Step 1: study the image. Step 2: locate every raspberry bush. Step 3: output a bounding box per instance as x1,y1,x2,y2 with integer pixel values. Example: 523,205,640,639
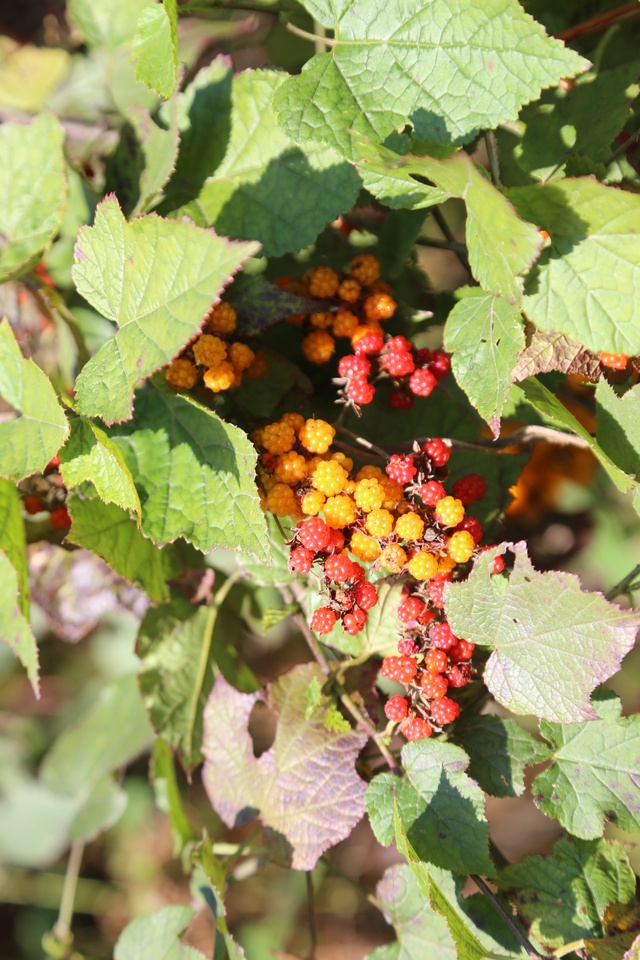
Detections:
1,1,640,957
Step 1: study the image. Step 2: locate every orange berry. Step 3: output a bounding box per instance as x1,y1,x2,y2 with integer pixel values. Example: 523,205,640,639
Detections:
309,311,333,329
338,278,361,303
299,419,335,454
164,358,198,390
203,361,235,392
228,342,255,372
350,254,380,286
350,531,381,562
262,421,297,455
364,292,396,322
206,302,237,334
302,329,335,364
245,351,268,380
193,334,227,368
407,551,438,580
323,494,356,529
308,266,339,299
332,309,360,338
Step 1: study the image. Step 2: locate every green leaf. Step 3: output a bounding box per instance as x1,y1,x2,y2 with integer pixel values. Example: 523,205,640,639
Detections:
68,0,153,49
516,64,640,179
275,0,587,158
114,905,205,960
66,495,182,602
262,603,298,632
453,714,550,799
355,142,541,300
0,551,39,697
509,178,640,354
366,741,493,876
0,776,76,869
533,692,640,839
108,383,270,560
238,514,293,586
60,418,140,515
499,836,635,947
445,541,640,723
202,663,367,870
72,196,259,424
193,838,247,960
0,113,67,281
131,0,178,99
150,739,196,857
0,319,69,482
584,932,639,960
444,293,525,434
0,480,29,618
180,69,360,257
596,381,640,515
137,581,258,772
367,863,456,960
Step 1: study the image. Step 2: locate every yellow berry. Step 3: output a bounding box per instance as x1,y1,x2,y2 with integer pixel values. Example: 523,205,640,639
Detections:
301,490,326,515
206,302,237,334
193,334,227,368
338,278,361,303
245,350,268,380
394,512,425,542
407,551,438,580
302,329,335,365
275,451,308,485
262,421,297,455
164,358,198,390
265,483,298,517
309,311,333,329
343,479,356,495
323,494,356,529
251,427,265,447
435,496,465,527
332,309,360,338
308,266,339,299
311,460,349,496
438,555,457,573
350,254,381,286
299,419,335,454
354,478,385,513
203,361,235,392
448,530,475,564
350,531,381,562
365,508,394,538
380,477,404,510
331,451,354,473
280,412,306,432
228,341,255,372
380,543,407,573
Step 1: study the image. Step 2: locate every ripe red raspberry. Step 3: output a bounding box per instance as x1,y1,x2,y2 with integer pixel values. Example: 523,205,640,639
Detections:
354,331,384,355
381,655,418,683
428,573,451,608
325,552,356,582
449,639,475,663
383,349,415,377
429,350,451,380
492,555,505,574
420,674,448,699
348,377,376,405
456,516,484,544
350,562,366,583
430,697,460,726
23,495,44,515
310,607,338,634
409,367,437,397
46,455,60,471
386,454,417,485
447,664,471,688
289,546,314,573
388,389,414,410
355,581,378,610
298,517,330,552
326,528,345,554
49,506,71,529
397,596,426,623
424,649,448,674
384,695,409,722
402,717,432,741
386,336,412,353
430,622,457,651
600,352,628,370
451,473,488,505
343,607,367,634
338,354,371,378
398,638,419,655
422,438,451,467
419,480,447,507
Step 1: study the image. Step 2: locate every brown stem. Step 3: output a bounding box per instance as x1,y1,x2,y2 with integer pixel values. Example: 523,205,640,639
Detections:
334,425,390,460
306,872,317,960
470,875,546,960
555,3,640,43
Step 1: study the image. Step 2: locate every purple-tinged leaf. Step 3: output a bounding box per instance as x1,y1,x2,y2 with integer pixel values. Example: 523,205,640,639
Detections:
202,664,367,870
445,542,640,723
513,323,601,382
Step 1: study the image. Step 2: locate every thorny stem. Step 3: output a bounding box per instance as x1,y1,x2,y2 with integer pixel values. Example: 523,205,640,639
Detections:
52,840,85,946
470,875,546,960
605,564,640,601
484,130,501,186
306,872,318,960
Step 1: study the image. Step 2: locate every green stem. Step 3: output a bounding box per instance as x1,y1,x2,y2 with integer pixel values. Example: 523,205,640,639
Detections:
415,236,468,254
605,564,640,601
285,20,336,46
428,207,472,273
484,130,501,186
470,875,545,960
306,872,317,960
52,840,85,944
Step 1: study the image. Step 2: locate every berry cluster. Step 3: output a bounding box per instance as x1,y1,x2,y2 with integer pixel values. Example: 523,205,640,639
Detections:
20,456,71,530
599,351,629,371
164,302,267,395
338,336,450,410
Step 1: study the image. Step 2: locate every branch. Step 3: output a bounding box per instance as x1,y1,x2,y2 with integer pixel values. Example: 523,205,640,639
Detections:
484,130,501,186
555,3,640,42
429,207,472,274
334,425,390,460
470,875,547,960
444,425,591,453
285,21,336,46
606,564,640,601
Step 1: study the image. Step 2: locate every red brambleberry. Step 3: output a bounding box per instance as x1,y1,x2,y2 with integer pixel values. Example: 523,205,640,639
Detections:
289,546,314,573
298,517,330,552
383,349,415,377
409,367,437,397
389,389,414,410
354,331,384,355
398,638,419,655
348,377,376,405
402,717,432,741
451,473,488,505
430,622,457,651
456,516,483,544
397,595,426,623
49,506,71,529
381,655,418,683
325,552,356,583
354,581,378,610
23,496,44,515
386,454,417,485
424,649,448,674
430,697,460,726
310,607,338,634
343,607,367,634
384,695,409,722
446,664,471,688
338,355,371,378
429,350,451,380
449,639,475,663
419,480,447,507
422,438,451,467
420,674,448,699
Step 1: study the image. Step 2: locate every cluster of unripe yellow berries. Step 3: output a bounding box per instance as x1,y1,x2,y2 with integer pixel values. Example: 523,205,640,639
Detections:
164,302,267,395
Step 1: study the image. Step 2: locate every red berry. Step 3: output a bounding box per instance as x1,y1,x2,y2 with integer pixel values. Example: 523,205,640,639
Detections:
447,664,471,688
350,562,366,583
415,348,432,365
430,622,457,651
429,351,451,380
397,595,426,623
451,473,488,505
409,367,437,397
430,697,460,726
46,455,60,470
456,515,483,544
420,673,448,699
422,438,451,467
398,638,419,655
343,607,367,634
600,352,628,370
492,555,505,574
424,649,448,674
386,336,412,353
381,655,418,683
327,529,345,554
354,581,378,610
383,349,415,377
348,376,376,405
449,639,475,663
325,552,356,582
338,355,371,378
419,480,447,507
310,606,338,634
388,389,414,410
384,695,409,722
428,573,451,608
49,506,71,529
354,331,384,355
298,517,331,552
289,545,314,573
386,454,417,485
402,717,432,741
23,495,44,515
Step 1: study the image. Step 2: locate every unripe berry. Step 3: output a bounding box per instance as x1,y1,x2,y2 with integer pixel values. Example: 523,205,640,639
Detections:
448,530,475,564
451,473,488,505
401,717,432,741
407,551,438,581
422,438,451,467
354,581,378,610
420,673,448,699
289,546,315,573
310,607,338,634
298,517,331,552
424,649,448,674
384,695,409,722
299,419,335,454
435,496,465,527
409,367,437,397
430,697,460,726
381,655,418,683
430,622,457,651
386,455,417,485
